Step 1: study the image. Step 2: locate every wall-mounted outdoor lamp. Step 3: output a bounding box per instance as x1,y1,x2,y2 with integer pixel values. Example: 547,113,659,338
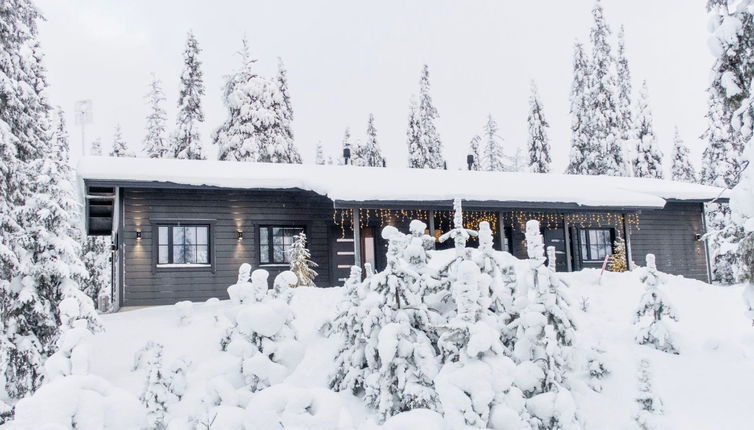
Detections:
136,231,142,240
237,230,244,240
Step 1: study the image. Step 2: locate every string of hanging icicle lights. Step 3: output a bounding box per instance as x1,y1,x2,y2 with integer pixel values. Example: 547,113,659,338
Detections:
331,208,640,239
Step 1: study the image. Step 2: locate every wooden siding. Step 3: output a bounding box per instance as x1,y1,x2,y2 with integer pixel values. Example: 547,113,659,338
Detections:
628,202,709,282
121,188,333,306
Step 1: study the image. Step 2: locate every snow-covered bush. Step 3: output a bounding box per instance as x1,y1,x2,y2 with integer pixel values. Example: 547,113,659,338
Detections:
222,265,303,394
288,233,318,286
133,342,192,429
175,300,193,326
227,263,254,305
633,359,663,430
633,254,679,354
80,235,112,309
272,270,298,303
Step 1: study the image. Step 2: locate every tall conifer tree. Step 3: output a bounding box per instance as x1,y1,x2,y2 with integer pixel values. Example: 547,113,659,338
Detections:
144,75,168,158
355,113,385,167
110,124,132,157
173,30,205,160
481,115,504,172
671,127,697,183
632,81,664,179
615,25,634,175
566,42,597,175
276,58,302,164
408,65,445,169
527,81,551,173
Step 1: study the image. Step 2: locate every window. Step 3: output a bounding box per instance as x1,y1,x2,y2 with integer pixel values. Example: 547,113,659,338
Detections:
259,226,304,264
579,228,612,261
157,225,210,266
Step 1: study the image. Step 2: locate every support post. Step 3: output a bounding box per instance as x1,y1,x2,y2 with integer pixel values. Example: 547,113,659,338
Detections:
700,204,712,283
428,210,436,248
622,212,634,270
353,208,362,268
498,211,506,251
563,215,573,272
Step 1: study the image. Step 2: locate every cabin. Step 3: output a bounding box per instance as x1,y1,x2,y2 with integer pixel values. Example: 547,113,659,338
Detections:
77,156,726,310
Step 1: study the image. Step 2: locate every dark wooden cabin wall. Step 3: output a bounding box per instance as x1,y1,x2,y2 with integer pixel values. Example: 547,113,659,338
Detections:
628,202,709,282
121,188,333,306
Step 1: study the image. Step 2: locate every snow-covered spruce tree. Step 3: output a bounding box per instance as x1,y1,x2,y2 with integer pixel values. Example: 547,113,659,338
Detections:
134,342,176,429
634,254,678,354
80,235,111,308
143,75,169,158
670,127,698,183
467,135,481,170
287,233,318,286
527,81,551,173
0,2,64,408
439,198,478,260
329,266,368,393
587,0,623,176
357,113,385,167
213,39,262,162
173,30,205,160
566,41,598,175
315,142,326,165
276,58,302,164
632,81,664,179
90,138,103,156
110,124,133,157
633,359,663,430
615,25,635,176
406,95,426,168
508,220,580,428
410,65,445,169
361,226,440,422
733,127,754,324
481,114,505,172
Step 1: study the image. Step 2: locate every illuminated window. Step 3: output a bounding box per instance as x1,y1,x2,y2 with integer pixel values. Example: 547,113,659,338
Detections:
579,228,612,261
157,225,210,265
259,226,305,264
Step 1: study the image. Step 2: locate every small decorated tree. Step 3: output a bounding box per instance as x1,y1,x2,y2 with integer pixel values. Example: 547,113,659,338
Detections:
609,237,628,272
634,254,678,354
288,233,318,286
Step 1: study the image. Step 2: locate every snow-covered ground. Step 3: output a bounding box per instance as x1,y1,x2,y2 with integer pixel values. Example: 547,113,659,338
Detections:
4,265,753,429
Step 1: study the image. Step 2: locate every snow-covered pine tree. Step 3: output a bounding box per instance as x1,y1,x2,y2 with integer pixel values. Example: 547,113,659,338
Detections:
634,254,678,354
632,81,664,179
0,1,54,408
703,1,752,285
406,95,426,168
527,81,551,173
361,226,440,421
134,342,172,429
213,39,261,162
670,127,698,183
276,58,302,164
80,235,111,308
287,233,318,286
173,30,205,160
566,41,598,175
90,138,103,156
615,25,634,176
315,142,326,165
110,124,133,157
143,75,169,158
357,113,385,167
508,220,580,428
587,0,623,176
481,114,505,172
467,135,481,171
414,65,445,169
633,359,663,430
329,266,368,393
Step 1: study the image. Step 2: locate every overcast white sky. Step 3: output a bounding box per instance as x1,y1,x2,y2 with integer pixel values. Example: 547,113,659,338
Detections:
36,0,712,172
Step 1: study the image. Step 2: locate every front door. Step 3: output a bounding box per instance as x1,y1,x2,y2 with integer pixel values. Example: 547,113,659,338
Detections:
543,228,568,272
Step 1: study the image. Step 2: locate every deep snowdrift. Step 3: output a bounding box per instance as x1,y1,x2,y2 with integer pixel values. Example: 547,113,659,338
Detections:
4,268,754,429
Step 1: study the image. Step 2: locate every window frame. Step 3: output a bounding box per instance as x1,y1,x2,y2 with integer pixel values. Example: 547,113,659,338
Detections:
578,228,614,262
149,219,216,273
258,224,307,266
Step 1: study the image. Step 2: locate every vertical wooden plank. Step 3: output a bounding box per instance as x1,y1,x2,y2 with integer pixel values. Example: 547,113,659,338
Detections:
428,210,435,248
623,212,634,270
498,211,506,252
700,204,712,283
353,208,362,268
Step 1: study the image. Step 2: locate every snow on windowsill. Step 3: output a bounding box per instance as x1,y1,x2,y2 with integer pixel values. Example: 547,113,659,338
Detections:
156,264,212,269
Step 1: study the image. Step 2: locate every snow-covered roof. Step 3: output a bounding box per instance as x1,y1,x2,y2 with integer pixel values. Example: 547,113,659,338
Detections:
77,156,728,210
